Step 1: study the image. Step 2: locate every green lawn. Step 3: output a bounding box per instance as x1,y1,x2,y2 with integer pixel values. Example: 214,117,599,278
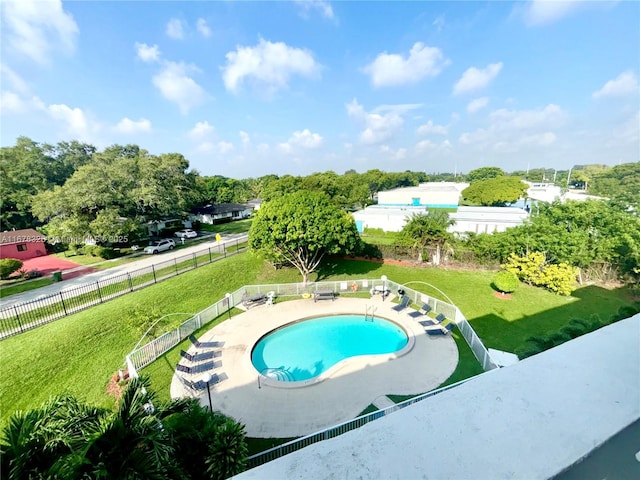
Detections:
0,277,54,298
1,254,636,429
198,218,252,234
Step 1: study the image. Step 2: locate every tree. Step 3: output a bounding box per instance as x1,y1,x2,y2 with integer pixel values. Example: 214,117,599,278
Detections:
462,176,528,206
0,259,23,279
397,210,454,265
466,166,505,183
249,191,362,283
493,270,519,294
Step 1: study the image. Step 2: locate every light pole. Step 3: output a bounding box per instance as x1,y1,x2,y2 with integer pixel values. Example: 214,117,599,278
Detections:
381,275,387,301
202,373,213,411
225,293,232,319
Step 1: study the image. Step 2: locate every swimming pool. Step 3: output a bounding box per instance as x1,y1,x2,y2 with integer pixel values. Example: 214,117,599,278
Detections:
251,315,409,382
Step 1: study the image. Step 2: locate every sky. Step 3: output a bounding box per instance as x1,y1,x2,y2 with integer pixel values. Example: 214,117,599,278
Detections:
1,0,638,179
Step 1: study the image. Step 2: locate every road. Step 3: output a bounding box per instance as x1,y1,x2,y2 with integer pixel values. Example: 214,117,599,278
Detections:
0,233,248,312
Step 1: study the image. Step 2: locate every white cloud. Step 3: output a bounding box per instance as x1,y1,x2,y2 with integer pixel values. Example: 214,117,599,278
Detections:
381,145,407,161
114,117,152,134
47,103,99,141
295,1,334,19
166,18,185,39
288,129,324,149
524,0,588,26
195,141,215,153
416,139,452,153
188,121,215,138
222,38,320,94
257,143,270,154
135,42,161,63
277,142,293,154
239,130,250,146
196,18,211,38
459,104,565,152
417,120,448,136
489,104,565,130
467,97,489,114
453,62,503,95
363,42,449,88
1,0,78,64
592,71,639,99
152,61,207,113
0,91,26,114
346,99,420,144
1,64,29,93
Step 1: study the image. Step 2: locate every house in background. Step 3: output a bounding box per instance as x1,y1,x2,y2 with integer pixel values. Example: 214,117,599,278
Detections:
525,181,605,203
147,219,192,237
0,229,47,261
246,199,262,211
191,203,253,225
450,207,530,235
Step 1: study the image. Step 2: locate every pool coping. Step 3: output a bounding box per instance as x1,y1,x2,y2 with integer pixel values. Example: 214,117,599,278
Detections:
169,295,459,438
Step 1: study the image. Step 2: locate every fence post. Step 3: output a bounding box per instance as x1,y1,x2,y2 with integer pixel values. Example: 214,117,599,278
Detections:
193,253,197,268
174,258,178,275
208,247,212,263
96,282,103,303
127,273,134,292
152,265,157,283
59,292,68,315
13,306,23,333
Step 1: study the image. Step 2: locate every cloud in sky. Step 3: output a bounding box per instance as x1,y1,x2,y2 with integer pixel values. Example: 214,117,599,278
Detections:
453,63,503,95
188,121,215,138
467,97,489,114
417,120,448,136
47,103,99,142
363,42,449,88
347,99,420,144
222,38,320,93
135,42,161,63
524,0,588,26
196,18,211,38
289,129,324,149
152,61,207,113
295,0,335,19
592,71,639,99
114,117,152,134
1,0,78,65
166,18,185,39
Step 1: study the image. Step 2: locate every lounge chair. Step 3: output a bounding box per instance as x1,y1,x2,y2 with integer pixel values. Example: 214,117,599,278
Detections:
391,295,410,312
188,334,202,348
184,373,221,392
426,320,456,336
177,363,193,374
181,349,217,362
407,303,432,318
435,313,446,323
188,334,219,349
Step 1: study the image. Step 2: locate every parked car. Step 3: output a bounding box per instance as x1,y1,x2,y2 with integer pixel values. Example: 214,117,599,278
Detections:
144,239,176,254
175,229,197,239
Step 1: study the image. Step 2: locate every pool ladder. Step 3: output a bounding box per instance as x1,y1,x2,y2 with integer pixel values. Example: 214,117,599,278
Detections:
365,305,376,321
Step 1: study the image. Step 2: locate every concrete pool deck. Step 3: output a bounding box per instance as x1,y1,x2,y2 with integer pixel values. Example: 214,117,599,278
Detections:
169,295,459,437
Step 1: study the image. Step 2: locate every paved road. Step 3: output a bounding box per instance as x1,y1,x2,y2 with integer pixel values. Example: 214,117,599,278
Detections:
0,233,248,312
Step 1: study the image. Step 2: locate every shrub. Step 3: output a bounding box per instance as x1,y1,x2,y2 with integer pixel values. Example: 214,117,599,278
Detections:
503,251,546,285
503,252,577,296
0,258,23,279
92,246,120,259
493,270,519,293
22,269,43,279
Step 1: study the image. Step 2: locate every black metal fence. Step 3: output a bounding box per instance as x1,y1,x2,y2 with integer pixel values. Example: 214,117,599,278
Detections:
0,238,247,339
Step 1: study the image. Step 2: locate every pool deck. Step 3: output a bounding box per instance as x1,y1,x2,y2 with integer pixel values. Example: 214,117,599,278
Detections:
170,294,459,438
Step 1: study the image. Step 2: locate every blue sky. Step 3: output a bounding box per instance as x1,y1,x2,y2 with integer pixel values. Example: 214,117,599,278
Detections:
1,0,638,178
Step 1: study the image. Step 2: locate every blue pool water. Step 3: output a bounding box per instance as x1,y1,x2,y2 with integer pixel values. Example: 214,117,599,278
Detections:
251,315,408,382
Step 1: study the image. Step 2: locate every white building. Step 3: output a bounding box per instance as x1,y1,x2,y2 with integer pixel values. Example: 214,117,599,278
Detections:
525,181,605,203
352,205,529,234
450,206,529,235
377,182,469,208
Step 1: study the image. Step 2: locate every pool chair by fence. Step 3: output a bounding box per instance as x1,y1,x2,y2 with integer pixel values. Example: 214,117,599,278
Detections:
407,303,432,318
426,320,456,336
177,364,193,374
435,313,446,323
188,334,202,348
391,295,410,312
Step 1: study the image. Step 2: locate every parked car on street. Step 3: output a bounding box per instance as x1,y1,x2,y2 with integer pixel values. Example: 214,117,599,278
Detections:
175,229,198,239
144,239,176,254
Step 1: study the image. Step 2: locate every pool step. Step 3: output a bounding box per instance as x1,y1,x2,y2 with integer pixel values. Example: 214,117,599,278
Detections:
372,395,396,410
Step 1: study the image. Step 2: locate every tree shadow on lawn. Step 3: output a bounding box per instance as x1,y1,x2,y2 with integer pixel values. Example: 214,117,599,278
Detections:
470,284,639,356
315,258,382,281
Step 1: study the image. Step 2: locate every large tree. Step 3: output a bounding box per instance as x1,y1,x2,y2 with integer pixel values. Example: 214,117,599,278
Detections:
466,166,505,183
462,176,528,206
398,210,455,265
249,191,363,283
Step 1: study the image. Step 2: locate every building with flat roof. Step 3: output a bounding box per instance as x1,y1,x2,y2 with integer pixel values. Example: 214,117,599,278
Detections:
377,182,469,209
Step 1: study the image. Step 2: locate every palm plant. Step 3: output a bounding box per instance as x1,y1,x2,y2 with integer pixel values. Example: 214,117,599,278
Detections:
399,210,455,264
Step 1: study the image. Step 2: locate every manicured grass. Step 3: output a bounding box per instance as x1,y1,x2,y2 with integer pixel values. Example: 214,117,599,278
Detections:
245,437,297,457
198,219,252,234
53,252,107,265
0,277,54,298
1,254,636,430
